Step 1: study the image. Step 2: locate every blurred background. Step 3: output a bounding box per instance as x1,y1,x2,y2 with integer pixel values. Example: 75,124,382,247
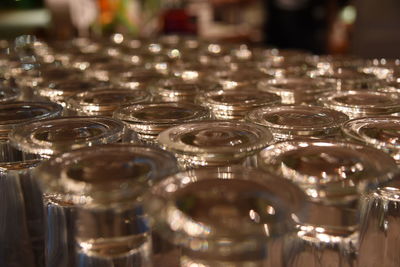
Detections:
0,0,398,57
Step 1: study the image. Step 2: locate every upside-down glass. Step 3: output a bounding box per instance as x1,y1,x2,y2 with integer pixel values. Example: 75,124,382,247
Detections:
114,102,210,145
110,68,165,90
246,105,348,141
318,90,400,119
9,116,127,158
342,116,400,164
17,64,84,101
308,67,381,90
150,78,218,103
0,101,62,267
85,61,140,82
258,140,397,204
306,55,365,70
157,120,273,169
34,144,178,267
213,68,273,90
8,116,127,266
145,166,307,267
170,62,228,84
71,53,118,71
36,79,105,107
256,59,313,78
255,48,311,64
66,87,151,116
18,65,84,89
257,140,398,267
358,172,400,267
197,89,281,120
257,77,335,105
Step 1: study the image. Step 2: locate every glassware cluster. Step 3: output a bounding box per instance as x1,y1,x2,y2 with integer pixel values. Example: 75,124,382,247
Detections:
0,34,400,267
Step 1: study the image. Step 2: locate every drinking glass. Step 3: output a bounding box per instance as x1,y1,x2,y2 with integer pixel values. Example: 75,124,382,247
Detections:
157,120,273,169
358,173,400,267
319,91,400,118
114,102,210,145
342,116,400,164
257,77,335,105
66,87,151,117
258,140,398,266
145,166,307,267
0,101,62,267
34,144,178,267
196,89,281,120
246,105,348,141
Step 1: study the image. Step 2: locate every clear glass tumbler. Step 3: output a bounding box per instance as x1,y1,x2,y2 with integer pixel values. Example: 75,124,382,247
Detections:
358,173,400,267
318,90,400,119
246,105,348,141
0,101,62,267
145,166,307,267
8,116,127,266
258,140,398,266
17,64,84,101
36,79,104,107
196,89,281,120
308,67,380,90
114,102,210,145
150,78,219,103
9,116,127,158
342,116,400,163
257,77,335,105
66,87,151,117
34,144,178,267
157,120,273,169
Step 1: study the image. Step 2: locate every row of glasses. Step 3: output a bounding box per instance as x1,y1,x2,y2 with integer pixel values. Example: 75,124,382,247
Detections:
257,139,398,266
11,116,128,266
0,35,147,266
1,34,400,267
0,101,62,267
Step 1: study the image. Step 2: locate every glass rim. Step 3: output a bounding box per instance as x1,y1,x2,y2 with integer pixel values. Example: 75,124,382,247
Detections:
342,116,400,160
308,67,379,82
9,116,125,157
66,88,151,115
258,77,336,95
35,144,178,207
113,102,210,134
305,54,365,68
144,166,307,247
246,105,349,134
197,89,281,109
152,78,219,97
258,139,398,204
157,120,273,157
0,101,62,139
36,79,103,101
319,90,400,114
